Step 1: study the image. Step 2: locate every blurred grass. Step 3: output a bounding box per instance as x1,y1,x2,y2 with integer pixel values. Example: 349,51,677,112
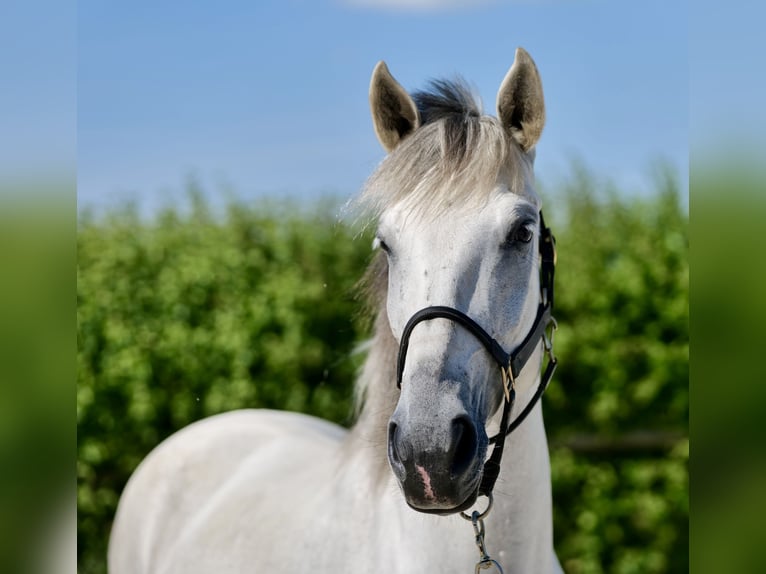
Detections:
0,183,75,574
691,159,766,574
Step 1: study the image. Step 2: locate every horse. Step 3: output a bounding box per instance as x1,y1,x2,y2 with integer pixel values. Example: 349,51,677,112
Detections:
108,47,563,574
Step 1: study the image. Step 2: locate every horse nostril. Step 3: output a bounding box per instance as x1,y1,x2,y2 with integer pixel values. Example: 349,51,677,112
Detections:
387,421,407,480
450,416,477,478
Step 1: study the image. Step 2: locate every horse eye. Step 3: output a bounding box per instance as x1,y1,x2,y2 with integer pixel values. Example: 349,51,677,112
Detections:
515,227,534,243
374,236,391,254
506,225,534,246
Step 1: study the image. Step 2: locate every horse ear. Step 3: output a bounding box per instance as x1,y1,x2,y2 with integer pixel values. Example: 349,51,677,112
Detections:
496,47,545,152
369,61,420,153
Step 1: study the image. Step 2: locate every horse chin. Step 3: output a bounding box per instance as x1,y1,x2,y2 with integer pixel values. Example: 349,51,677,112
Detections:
404,489,479,516
401,481,480,516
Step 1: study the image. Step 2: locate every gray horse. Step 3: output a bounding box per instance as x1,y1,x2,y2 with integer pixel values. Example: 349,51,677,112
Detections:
109,47,563,574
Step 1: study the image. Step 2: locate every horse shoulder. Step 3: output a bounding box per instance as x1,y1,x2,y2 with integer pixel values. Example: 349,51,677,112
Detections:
108,409,347,574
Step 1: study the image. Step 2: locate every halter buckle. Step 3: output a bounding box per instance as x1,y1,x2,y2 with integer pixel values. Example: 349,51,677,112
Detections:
500,366,515,404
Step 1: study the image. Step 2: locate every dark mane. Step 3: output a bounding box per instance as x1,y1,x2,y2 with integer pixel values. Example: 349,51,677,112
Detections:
412,78,482,125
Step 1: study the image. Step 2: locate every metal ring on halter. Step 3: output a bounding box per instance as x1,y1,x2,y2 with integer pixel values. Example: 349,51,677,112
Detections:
543,317,558,360
460,493,494,522
546,317,558,344
475,558,504,573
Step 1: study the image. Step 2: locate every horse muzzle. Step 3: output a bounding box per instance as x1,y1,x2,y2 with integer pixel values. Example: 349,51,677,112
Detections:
387,411,487,514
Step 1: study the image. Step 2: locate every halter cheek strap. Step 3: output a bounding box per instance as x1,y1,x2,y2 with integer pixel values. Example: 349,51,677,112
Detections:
394,211,558,498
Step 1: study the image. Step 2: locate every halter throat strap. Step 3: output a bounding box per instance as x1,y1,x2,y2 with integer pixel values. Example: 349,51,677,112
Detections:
394,211,557,498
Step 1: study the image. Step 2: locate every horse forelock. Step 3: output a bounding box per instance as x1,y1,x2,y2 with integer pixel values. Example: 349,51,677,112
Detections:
354,77,527,223
412,77,482,125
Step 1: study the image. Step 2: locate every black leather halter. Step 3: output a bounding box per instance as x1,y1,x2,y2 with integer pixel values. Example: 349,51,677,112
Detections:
395,211,558,498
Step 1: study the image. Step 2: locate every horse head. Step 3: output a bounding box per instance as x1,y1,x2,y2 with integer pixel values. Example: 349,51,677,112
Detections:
365,48,547,514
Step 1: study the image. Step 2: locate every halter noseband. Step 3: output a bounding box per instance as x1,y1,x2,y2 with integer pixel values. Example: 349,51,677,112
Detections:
394,211,558,498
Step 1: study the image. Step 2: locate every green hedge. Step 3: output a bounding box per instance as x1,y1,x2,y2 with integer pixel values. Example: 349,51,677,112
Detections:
77,174,687,573
545,169,688,573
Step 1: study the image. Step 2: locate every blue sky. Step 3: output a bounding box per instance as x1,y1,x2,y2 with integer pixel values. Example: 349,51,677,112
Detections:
0,1,75,184
77,0,689,213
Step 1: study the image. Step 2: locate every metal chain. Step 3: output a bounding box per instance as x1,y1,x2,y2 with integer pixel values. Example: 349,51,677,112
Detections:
460,495,504,574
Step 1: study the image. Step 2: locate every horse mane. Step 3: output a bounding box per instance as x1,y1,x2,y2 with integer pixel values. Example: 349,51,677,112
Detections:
354,77,526,222
346,78,527,466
